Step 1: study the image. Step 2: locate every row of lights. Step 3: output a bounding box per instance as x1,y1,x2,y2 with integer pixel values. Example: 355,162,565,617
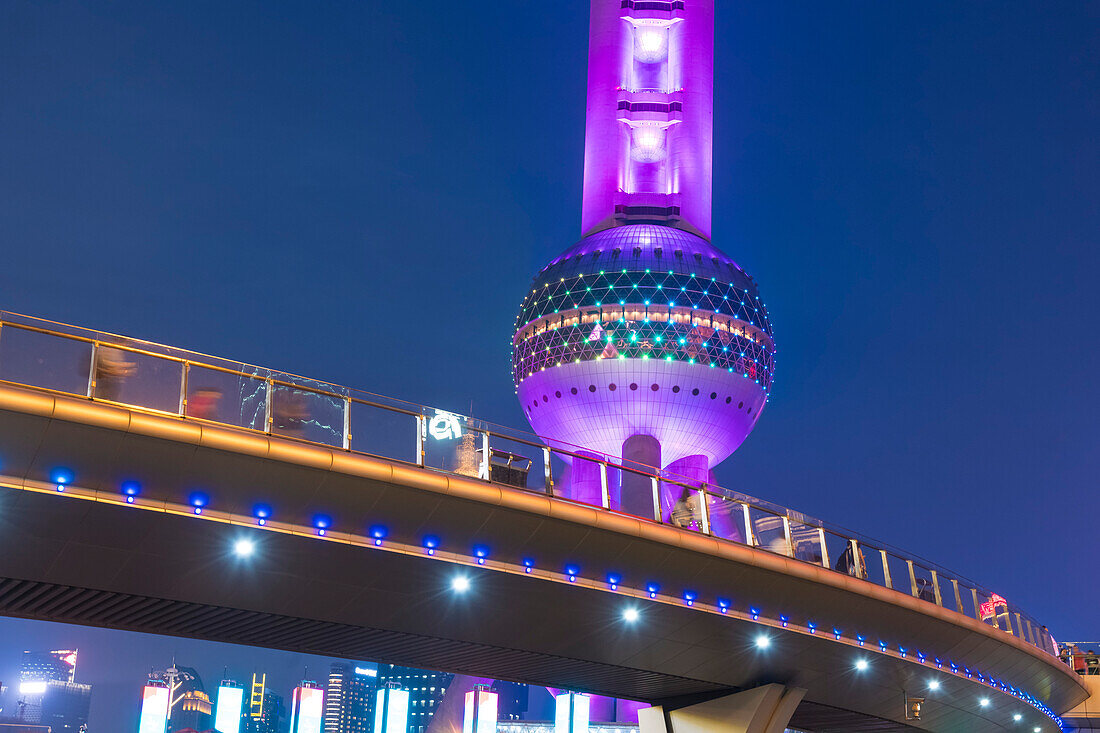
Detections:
44,466,1063,729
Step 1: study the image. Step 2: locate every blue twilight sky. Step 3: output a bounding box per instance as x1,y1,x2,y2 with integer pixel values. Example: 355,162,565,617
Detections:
0,0,1098,727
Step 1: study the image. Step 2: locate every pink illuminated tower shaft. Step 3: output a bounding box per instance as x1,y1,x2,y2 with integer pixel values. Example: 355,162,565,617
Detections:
581,0,714,240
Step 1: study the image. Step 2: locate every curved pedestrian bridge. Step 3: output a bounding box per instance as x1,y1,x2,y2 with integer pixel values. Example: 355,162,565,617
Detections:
0,312,1083,731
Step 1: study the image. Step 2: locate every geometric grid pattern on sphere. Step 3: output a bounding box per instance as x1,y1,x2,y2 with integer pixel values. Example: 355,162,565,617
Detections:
513,224,775,394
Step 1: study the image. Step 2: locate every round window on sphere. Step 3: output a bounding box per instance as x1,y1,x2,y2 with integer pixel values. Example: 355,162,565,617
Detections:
692,388,700,396
710,392,717,399
738,401,744,409
630,383,638,391
651,384,659,391
571,387,578,395
589,385,596,392
555,390,561,398
672,386,681,393
725,397,732,404
609,383,617,391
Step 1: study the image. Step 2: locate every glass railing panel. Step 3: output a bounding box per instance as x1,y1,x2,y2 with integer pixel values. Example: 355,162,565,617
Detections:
270,383,344,447
859,546,888,588
421,410,484,476
348,400,418,464
885,552,912,594
484,433,548,493
789,521,824,566
0,326,92,396
936,573,962,613
748,506,789,555
185,365,267,430
911,563,937,604
957,582,978,620
93,347,183,414
705,493,747,543
823,531,858,576
659,477,706,531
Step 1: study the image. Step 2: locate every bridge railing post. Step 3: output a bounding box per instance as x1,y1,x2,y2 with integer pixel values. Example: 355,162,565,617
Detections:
697,487,711,535
599,461,610,510
850,539,866,579
817,527,830,568
650,476,661,522
415,415,426,467
780,516,794,558
741,503,754,546
178,362,189,416
480,430,491,481
86,341,99,399
263,378,273,433
342,396,351,450
543,447,553,495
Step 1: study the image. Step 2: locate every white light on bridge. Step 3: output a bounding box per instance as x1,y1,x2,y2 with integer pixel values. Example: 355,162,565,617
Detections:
1013,713,1022,721
755,635,770,649
234,539,255,557
979,698,990,708
854,659,868,671
622,607,640,623
928,680,940,691
452,575,471,593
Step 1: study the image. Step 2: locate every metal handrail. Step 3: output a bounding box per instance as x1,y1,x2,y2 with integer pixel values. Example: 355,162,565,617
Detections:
0,310,1058,655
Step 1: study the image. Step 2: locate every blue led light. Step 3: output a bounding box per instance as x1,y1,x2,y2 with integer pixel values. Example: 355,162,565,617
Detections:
606,572,621,590
522,557,534,573
121,480,140,503
646,583,659,598
750,607,760,620
473,545,489,565
423,535,440,555
779,615,789,627
807,621,817,633
717,598,730,614
856,635,866,646
189,491,209,514
833,628,842,640
51,467,73,490
565,564,579,582
369,525,388,546
253,503,271,526
683,591,696,607
313,514,331,536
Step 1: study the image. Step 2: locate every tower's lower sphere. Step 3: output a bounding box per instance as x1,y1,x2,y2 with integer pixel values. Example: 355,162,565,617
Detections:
512,224,775,474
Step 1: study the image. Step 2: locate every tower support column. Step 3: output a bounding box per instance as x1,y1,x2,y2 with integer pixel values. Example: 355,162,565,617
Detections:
637,685,806,733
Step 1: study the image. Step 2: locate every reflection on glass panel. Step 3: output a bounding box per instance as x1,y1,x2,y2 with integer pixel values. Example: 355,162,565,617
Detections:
705,494,745,544
348,401,418,464
548,449,606,509
748,507,788,555
270,384,343,447
186,366,266,430
95,349,182,414
911,564,937,604
885,553,912,594
789,522,823,566
860,546,888,588
659,480,705,531
548,450,571,500
0,327,92,396
422,410,483,476
936,574,961,612
485,435,547,493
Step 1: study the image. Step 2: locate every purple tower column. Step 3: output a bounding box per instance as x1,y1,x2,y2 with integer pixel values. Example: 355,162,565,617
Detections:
581,0,714,240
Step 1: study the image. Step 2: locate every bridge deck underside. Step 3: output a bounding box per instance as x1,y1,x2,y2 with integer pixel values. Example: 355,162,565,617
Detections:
0,392,1084,732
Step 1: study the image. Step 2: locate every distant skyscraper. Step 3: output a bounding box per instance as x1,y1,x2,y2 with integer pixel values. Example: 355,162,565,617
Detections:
150,664,209,733
214,681,245,733
246,675,284,733
290,682,324,733
377,666,452,733
16,650,90,733
324,663,378,733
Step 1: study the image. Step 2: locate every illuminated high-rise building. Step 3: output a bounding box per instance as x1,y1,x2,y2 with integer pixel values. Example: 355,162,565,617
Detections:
376,666,451,733
214,681,245,733
245,675,284,733
513,0,773,510
16,650,90,733
291,682,325,733
324,663,378,733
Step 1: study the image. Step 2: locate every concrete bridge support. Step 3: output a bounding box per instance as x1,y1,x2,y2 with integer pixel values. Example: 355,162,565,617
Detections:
638,685,806,733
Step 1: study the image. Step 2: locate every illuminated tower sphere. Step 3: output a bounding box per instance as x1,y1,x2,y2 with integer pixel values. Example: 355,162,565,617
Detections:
511,0,775,489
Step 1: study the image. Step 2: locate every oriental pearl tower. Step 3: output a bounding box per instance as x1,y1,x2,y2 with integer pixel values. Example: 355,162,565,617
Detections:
512,0,774,513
